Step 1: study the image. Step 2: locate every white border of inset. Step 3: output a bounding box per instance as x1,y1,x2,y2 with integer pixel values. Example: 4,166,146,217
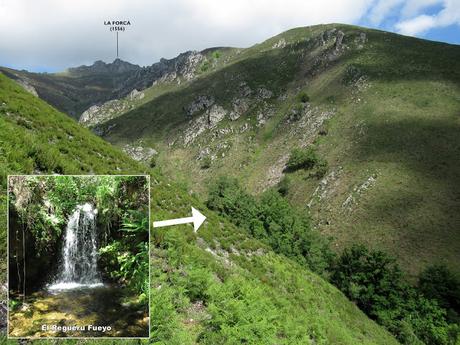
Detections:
6,174,151,340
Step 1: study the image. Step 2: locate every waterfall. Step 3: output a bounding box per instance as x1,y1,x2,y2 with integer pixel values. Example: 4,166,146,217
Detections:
48,203,103,290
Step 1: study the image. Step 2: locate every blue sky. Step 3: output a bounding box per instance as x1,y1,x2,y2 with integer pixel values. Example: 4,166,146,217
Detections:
0,0,459,72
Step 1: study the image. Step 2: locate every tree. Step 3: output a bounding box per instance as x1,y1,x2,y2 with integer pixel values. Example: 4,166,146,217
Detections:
418,264,460,323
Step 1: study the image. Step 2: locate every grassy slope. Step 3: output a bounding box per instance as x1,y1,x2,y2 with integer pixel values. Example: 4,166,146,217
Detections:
0,66,134,119
99,24,460,278
0,73,398,344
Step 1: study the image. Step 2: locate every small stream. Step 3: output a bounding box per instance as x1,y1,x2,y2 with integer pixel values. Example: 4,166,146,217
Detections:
9,285,149,337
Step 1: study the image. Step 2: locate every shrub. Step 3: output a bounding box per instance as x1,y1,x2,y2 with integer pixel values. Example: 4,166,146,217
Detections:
298,92,310,103
207,177,333,274
286,147,319,171
331,244,455,345
418,264,460,323
200,156,212,169
149,156,157,168
277,176,290,196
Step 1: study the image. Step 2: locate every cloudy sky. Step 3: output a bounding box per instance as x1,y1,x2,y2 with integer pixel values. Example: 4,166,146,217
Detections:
0,0,459,72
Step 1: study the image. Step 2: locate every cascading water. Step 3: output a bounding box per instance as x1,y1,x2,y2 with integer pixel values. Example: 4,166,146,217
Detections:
48,203,103,290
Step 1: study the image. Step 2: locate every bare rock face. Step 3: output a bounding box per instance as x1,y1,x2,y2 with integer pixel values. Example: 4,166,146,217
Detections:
79,89,145,127
79,104,102,125
272,38,287,49
180,51,206,80
257,88,273,99
122,144,157,162
229,98,249,121
184,115,209,146
16,79,38,96
183,104,228,145
128,89,145,101
80,99,136,127
335,30,345,51
207,105,227,127
185,95,215,117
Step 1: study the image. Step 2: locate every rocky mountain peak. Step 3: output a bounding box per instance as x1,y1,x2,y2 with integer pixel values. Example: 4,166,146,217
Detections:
66,58,141,76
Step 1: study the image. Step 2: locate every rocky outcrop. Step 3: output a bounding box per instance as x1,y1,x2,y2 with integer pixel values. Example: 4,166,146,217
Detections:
229,98,249,120
183,104,228,145
16,79,38,96
272,38,286,49
207,105,226,127
122,144,157,162
79,88,145,127
128,89,145,101
185,96,215,117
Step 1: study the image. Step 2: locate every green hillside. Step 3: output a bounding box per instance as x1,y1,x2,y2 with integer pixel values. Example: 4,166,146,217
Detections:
0,71,400,343
89,24,460,278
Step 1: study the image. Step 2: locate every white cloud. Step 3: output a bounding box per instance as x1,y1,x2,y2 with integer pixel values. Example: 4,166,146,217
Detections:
0,0,458,71
368,0,404,25
0,0,374,71
400,0,442,17
395,14,436,35
395,0,460,36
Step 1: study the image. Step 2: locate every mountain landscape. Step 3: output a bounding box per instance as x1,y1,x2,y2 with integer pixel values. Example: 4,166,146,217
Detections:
1,23,459,344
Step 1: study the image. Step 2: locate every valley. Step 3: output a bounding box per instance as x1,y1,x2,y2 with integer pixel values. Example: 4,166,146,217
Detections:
11,24,457,277
1,23,459,344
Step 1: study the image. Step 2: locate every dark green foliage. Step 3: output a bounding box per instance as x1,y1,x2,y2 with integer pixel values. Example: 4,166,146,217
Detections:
298,91,310,103
286,147,320,171
207,176,333,274
277,175,290,196
331,245,457,345
149,155,157,168
200,156,212,169
419,264,460,323
97,177,150,299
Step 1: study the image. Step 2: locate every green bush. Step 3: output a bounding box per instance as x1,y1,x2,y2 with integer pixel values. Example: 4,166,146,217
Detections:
277,176,290,196
207,176,333,274
418,264,460,323
200,156,212,169
331,244,456,345
298,91,310,103
286,147,319,171
149,155,157,168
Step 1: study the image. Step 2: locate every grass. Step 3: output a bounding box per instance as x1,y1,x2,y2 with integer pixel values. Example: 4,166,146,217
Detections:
0,72,398,343
91,24,460,278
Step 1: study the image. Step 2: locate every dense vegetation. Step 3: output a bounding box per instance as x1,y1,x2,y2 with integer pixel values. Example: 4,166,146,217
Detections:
207,177,460,344
331,245,459,345
207,176,334,274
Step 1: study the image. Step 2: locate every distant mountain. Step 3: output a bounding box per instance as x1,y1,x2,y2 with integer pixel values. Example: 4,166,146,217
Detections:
65,58,141,76
0,49,214,119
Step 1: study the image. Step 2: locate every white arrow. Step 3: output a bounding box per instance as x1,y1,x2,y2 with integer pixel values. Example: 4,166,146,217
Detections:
153,207,206,232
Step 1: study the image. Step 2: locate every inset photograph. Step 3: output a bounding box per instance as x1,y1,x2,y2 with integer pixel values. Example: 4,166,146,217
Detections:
7,175,150,338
